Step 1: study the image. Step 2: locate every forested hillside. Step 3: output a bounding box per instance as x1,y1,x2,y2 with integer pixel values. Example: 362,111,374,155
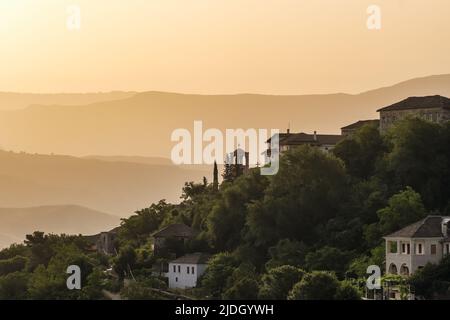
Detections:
1,118,449,300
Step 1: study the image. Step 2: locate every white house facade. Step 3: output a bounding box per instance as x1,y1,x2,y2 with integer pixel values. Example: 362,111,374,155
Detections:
384,216,450,276
166,253,210,289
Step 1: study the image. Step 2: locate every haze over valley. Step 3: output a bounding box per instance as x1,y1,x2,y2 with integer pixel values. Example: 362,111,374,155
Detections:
0,74,449,248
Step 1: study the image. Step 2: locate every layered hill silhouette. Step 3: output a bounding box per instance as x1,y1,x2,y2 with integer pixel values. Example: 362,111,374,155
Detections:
0,151,210,217
0,75,449,157
0,74,449,249
0,205,120,249
0,91,136,110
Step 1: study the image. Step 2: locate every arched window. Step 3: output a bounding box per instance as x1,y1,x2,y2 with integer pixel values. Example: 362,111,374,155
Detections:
400,264,409,276
388,263,398,275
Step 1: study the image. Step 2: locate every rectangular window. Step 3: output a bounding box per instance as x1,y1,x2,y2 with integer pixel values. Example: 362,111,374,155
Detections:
431,244,437,255
178,265,181,273
417,243,423,254
175,277,178,282
402,243,410,254
173,265,176,273
446,244,450,255
187,266,190,274
389,241,397,253
191,266,195,274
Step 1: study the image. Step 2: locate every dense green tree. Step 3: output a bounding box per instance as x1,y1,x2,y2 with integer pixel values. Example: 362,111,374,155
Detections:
305,247,353,278
0,272,29,300
288,271,339,300
247,146,348,247
221,263,259,299
201,253,238,298
410,255,450,299
333,122,386,179
334,281,361,300
27,243,96,300
80,268,107,300
265,239,308,270
382,119,450,211
207,169,268,251
0,256,28,276
113,245,137,279
223,278,259,300
213,161,219,192
377,186,427,236
258,265,305,300
118,200,169,245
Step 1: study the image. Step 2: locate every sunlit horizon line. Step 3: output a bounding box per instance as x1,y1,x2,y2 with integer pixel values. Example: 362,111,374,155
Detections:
1,73,449,97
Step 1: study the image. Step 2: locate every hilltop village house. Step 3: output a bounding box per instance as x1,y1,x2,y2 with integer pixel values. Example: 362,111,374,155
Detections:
384,216,450,276
264,95,450,162
340,120,380,136
166,253,211,289
264,130,344,160
377,95,450,133
152,223,197,256
84,228,118,255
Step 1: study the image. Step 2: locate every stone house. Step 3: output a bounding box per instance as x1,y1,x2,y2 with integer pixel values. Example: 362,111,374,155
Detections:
152,223,197,256
384,216,450,276
340,120,379,136
265,130,343,160
96,229,118,255
377,95,450,133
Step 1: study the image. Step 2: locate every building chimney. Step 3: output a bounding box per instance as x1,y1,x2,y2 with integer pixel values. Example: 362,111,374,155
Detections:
313,131,317,141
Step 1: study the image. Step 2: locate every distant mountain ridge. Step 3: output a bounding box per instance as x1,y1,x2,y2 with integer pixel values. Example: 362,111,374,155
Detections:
0,74,449,158
0,150,210,217
0,91,136,110
0,205,120,249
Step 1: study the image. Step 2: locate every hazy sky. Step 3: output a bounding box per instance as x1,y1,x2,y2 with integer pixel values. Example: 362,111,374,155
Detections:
0,0,449,94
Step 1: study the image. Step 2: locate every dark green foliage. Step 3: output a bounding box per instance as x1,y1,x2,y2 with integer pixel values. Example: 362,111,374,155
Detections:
0,256,28,276
410,255,450,299
1,118,449,300
113,245,137,279
265,239,308,270
213,161,219,191
0,272,29,300
118,200,169,245
333,122,386,179
305,247,353,279
382,119,450,211
258,265,305,300
334,281,361,300
207,169,268,251
288,271,340,300
201,252,238,298
377,186,427,236
223,278,259,300
222,263,260,299
247,146,348,247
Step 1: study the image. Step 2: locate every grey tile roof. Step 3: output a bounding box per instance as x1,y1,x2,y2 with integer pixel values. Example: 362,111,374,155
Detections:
377,95,450,112
385,216,447,238
282,133,343,145
341,119,380,130
170,253,211,265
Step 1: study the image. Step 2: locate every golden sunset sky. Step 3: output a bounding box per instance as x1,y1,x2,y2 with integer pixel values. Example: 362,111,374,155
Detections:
0,0,449,94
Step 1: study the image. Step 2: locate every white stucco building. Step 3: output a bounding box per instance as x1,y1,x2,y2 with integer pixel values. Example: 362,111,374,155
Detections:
166,253,211,289
384,216,450,276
